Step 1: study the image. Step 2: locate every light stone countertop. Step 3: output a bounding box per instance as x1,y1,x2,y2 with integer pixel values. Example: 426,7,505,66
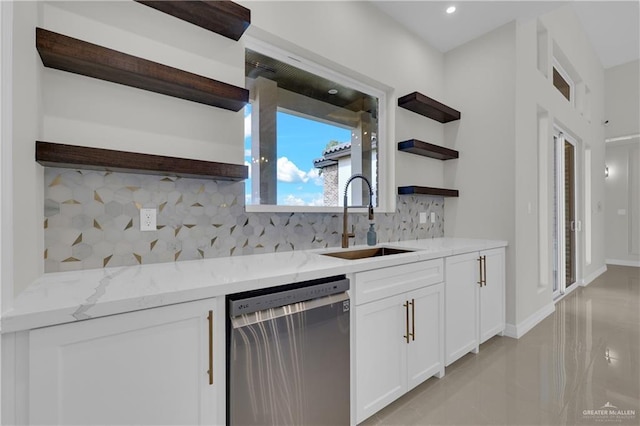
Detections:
1,237,507,333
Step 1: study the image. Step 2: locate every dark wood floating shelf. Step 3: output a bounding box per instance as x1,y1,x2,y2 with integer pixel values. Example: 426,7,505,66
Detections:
35,27,249,112
135,1,251,41
36,141,248,181
398,92,461,123
398,186,459,197
398,139,459,160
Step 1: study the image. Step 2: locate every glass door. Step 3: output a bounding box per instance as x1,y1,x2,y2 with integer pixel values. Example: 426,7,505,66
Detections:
564,141,577,289
553,131,577,299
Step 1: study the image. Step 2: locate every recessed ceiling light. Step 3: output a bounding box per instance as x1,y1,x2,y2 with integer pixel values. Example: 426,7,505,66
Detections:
446,6,456,14
328,89,338,95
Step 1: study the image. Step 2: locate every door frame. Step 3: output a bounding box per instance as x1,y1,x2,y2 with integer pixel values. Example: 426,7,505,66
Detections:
553,127,580,299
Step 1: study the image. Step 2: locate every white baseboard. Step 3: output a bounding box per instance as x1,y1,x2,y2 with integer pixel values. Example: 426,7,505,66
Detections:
581,265,608,287
504,302,555,339
503,323,518,338
606,258,640,267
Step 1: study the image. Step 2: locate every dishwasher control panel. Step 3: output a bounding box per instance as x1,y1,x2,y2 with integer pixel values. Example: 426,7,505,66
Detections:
228,276,349,316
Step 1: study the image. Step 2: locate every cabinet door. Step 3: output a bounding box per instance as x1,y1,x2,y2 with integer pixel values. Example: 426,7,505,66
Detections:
355,294,407,424
480,248,506,343
407,283,444,391
445,252,479,366
29,299,217,426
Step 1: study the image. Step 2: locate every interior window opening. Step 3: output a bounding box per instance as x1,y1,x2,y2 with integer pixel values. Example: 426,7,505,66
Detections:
553,59,573,103
244,47,380,209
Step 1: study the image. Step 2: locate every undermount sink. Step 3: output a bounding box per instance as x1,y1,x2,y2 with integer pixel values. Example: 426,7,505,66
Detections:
321,247,414,260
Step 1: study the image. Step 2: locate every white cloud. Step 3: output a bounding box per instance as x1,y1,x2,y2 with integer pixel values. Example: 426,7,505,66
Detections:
277,157,308,183
283,194,306,206
276,157,325,185
282,194,325,207
244,149,251,158
307,195,325,206
306,168,323,186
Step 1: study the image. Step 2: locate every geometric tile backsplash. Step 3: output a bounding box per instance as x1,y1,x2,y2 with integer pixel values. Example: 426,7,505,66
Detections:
44,167,445,272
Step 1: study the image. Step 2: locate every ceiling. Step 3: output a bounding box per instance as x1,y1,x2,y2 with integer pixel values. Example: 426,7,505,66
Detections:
372,1,640,69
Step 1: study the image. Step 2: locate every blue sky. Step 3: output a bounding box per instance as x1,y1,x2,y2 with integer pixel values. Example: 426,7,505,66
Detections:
244,106,351,206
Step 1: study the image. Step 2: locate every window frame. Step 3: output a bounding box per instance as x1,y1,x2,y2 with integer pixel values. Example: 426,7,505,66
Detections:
552,58,574,105
243,35,392,214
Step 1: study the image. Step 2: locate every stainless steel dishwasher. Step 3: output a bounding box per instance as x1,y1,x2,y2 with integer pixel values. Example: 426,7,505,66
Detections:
226,275,350,426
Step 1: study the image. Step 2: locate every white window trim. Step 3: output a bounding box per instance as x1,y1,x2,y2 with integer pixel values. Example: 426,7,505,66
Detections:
243,35,393,213
553,131,566,299
552,58,574,106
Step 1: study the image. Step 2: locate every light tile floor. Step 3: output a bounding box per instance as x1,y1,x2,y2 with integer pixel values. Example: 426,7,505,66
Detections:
361,265,639,425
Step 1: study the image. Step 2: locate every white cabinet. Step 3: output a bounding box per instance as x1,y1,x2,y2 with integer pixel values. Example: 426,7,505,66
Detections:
354,260,444,424
444,252,479,366
355,293,407,420
406,285,445,390
28,298,220,426
445,248,505,366
479,248,505,344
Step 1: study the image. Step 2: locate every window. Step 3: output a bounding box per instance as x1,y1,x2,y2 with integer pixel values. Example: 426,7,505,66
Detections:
243,45,383,210
553,59,573,102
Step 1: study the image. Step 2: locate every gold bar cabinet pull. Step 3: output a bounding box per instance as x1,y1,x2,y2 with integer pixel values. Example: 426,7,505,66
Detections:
477,256,483,287
207,310,214,385
403,301,410,343
482,255,487,287
410,298,415,341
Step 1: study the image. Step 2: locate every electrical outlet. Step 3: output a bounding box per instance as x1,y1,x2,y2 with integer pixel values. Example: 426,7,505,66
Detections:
419,212,427,224
140,208,156,231
430,212,436,223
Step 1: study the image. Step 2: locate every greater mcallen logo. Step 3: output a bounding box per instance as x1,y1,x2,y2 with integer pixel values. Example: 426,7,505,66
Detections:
583,402,636,423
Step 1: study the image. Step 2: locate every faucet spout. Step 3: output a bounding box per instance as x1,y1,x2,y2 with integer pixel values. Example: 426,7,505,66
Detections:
342,174,374,248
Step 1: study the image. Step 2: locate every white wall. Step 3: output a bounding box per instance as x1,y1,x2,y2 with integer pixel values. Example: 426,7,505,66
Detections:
605,60,640,139
605,142,640,265
604,60,640,265
40,1,245,164
0,1,10,418
1,0,13,316
443,22,517,322
444,4,606,334
514,5,605,326
543,5,605,276
10,1,44,300
7,1,447,298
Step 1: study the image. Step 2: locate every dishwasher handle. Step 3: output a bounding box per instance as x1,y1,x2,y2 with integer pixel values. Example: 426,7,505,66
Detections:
228,277,349,316
231,291,349,328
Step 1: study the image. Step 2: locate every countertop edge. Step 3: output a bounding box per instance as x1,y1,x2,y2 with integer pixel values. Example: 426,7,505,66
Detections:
1,238,508,333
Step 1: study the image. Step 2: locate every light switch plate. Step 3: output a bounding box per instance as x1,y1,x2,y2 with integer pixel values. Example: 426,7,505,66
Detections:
419,212,427,223
430,212,436,223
